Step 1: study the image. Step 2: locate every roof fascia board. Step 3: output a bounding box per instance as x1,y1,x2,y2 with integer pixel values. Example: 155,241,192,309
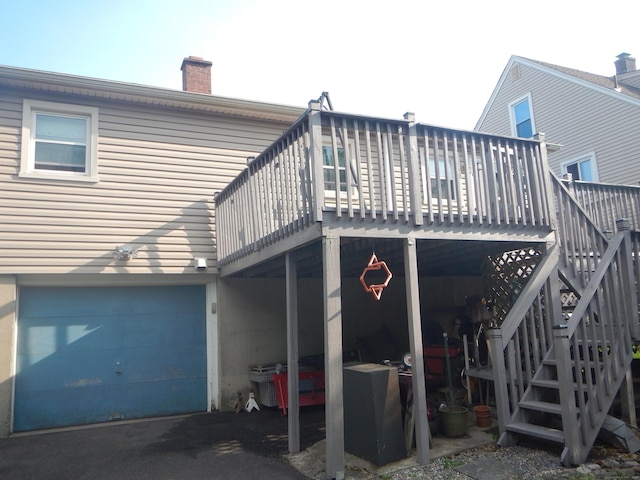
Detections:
514,57,640,107
0,65,304,122
475,55,517,131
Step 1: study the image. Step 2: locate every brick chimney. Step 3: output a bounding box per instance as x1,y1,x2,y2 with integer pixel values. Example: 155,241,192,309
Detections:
615,52,636,75
181,56,212,94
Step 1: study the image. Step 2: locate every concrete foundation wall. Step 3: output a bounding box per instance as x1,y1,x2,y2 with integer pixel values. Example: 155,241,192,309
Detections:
0,276,16,437
217,278,288,410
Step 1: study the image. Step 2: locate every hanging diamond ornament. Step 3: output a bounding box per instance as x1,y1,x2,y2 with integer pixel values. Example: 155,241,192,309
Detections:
359,254,392,301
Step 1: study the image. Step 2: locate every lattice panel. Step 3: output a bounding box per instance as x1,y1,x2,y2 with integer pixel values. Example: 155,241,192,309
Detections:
483,247,543,325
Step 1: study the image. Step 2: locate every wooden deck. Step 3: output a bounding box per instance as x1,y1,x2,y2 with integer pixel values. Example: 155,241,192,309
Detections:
214,103,640,477
215,104,554,274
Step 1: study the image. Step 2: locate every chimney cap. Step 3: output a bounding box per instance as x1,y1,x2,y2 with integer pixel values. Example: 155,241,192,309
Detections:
181,56,213,70
615,52,636,75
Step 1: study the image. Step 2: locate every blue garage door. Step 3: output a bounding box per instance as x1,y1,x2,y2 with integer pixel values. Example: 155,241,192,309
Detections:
15,285,207,431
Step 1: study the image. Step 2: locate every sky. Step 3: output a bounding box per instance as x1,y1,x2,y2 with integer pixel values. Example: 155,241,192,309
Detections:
1,0,639,130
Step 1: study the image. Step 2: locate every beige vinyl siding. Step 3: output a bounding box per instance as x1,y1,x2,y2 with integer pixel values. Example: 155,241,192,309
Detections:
478,61,640,185
0,87,294,274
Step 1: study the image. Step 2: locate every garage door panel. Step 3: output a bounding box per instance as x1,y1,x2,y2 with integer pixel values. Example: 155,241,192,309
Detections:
121,314,205,348
18,317,122,354
16,350,117,391
113,378,207,417
15,285,207,432
116,346,206,382
14,384,122,430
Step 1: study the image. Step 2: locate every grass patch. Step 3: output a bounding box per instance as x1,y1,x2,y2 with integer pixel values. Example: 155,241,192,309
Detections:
443,457,465,469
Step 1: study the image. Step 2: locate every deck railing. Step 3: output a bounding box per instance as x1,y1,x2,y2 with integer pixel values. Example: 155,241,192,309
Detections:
215,105,555,265
490,175,637,466
562,179,640,233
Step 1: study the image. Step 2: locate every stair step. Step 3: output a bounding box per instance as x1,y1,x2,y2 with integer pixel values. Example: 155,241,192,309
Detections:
531,378,591,391
464,366,494,381
506,422,565,443
531,378,559,389
519,399,562,414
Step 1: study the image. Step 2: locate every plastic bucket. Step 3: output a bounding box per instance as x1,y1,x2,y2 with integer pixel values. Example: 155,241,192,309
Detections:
473,405,492,428
439,406,468,437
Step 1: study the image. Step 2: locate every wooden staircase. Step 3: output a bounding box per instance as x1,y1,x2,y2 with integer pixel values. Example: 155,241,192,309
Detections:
483,175,639,466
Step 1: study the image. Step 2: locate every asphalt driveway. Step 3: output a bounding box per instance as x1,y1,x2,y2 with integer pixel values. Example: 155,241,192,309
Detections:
0,407,326,480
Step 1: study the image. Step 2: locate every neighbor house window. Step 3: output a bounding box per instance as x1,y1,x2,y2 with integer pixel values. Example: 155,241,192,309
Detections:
561,153,598,182
322,146,347,192
21,100,99,182
509,94,535,138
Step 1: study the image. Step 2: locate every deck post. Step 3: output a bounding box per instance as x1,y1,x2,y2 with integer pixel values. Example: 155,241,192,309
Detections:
308,101,324,224
553,324,581,466
617,219,640,340
616,218,638,428
534,133,557,229
285,252,301,452
322,235,344,480
404,113,423,227
403,237,429,464
486,326,515,446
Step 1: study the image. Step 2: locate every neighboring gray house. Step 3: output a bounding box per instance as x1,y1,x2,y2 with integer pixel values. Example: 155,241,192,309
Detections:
476,53,640,185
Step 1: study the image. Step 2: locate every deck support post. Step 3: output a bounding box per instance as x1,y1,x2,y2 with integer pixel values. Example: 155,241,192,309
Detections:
322,235,344,480
616,218,638,428
285,252,301,453
403,237,429,464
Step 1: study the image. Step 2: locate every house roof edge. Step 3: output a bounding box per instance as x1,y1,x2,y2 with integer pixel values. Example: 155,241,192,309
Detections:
0,64,305,123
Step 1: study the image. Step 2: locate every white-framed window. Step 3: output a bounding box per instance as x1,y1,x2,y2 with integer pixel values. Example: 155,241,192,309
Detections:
420,144,457,204
508,93,535,138
322,145,347,192
426,157,456,201
20,99,99,182
561,152,598,182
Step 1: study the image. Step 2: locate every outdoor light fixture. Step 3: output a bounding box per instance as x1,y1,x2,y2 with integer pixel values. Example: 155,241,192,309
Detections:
194,258,207,271
112,245,138,261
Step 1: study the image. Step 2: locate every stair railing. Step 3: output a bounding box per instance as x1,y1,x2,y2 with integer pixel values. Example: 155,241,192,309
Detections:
490,174,637,465
553,228,633,464
487,244,559,438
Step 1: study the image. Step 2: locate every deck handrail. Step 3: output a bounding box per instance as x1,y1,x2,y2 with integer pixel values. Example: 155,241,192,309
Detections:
215,107,554,266
561,178,640,233
490,173,637,466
